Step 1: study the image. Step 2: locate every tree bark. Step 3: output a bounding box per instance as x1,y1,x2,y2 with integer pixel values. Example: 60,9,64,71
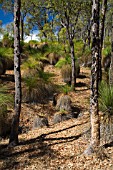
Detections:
9,0,21,146
20,14,24,41
109,13,113,86
99,0,107,82
84,0,100,155
69,40,76,89
90,0,100,148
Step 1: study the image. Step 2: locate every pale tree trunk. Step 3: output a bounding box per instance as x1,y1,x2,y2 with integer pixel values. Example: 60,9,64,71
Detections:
9,0,21,146
85,0,100,154
99,0,107,82
109,13,113,86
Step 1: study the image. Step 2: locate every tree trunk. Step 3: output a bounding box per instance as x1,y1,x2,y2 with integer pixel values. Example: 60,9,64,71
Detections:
20,14,24,41
99,0,107,82
85,0,100,155
90,0,100,148
109,13,113,86
9,0,21,146
70,40,76,90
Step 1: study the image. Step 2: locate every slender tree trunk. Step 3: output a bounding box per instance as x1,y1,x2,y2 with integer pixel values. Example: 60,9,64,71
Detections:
99,0,107,82
109,13,113,86
20,15,24,41
69,40,76,89
90,0,100,148
88,23,91,48
9,0,21,146
85,0,100,155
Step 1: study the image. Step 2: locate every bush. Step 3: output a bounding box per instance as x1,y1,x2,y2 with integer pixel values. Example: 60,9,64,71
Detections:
61,64,72,84
102,46,111,58
33,115,49,128
0,87,13,137
2,34,14,48
61,62,80,84
22,75,56,104
99,81,113,116
99,81,113,143
55,54,71,68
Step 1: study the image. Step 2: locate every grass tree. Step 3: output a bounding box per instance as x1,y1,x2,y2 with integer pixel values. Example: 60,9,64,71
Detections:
9,0,21,146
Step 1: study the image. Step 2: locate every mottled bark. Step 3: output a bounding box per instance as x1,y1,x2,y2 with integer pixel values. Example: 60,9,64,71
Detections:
90,0,100,148
109,13,113,86
99,0,107,82
9,0,21,146
69,40,76,89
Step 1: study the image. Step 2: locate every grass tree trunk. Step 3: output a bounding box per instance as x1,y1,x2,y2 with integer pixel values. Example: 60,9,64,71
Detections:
9,0,21,146
109,13,113,86
85,0,100,154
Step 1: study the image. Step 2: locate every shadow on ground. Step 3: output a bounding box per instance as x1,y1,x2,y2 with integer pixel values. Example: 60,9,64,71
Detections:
0,121,88,169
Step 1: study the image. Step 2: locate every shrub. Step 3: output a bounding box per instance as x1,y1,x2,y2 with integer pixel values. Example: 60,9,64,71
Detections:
22,75,56,104
61,64,72,84
102,46,111,58
99,81,113,116
0,87,13,137
55,54,71,68
33,115,49,128
99,81,113,143
61,62,80,84
2,34,13,48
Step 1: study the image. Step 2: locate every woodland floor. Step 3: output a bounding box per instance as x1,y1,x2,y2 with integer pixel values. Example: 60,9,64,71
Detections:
0,66,113,170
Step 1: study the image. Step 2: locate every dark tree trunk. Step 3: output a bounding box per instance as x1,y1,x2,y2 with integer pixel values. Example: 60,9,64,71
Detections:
109,13,113,86
90,0,100,148
88,24,91,48
85,0,100,155
9,0,21,146
21,15,24,41
69,40,76,89
99,0,107,82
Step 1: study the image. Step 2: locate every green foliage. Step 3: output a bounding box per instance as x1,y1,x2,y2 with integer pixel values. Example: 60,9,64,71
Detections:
0,86,14,137
102,46,111,57
0,47,13,59
61,85,72,94
61,64,72,84
2,33,14,48
0,86,14,107
99,81,113,116
22,74,56,103
55,54,71,68
44,42,64,56
38,71,54,82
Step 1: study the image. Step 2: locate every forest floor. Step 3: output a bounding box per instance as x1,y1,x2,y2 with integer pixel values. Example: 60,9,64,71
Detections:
0,66,113,170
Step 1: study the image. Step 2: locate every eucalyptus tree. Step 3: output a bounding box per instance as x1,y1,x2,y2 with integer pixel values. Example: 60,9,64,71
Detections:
1,0,31,40
9,0,21,146
85,0,100,154
25,0,50,39
48,0,91,89
48,0,81,89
